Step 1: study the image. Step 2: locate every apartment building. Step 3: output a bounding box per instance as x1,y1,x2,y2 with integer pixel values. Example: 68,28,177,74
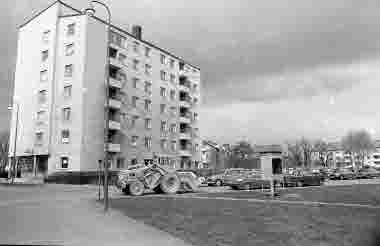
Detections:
8,1,201,178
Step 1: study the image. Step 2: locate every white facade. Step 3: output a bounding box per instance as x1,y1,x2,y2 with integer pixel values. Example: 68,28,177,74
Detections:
8,1,201,176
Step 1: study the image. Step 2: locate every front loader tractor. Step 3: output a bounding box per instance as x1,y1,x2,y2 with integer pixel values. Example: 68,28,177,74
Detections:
116,163,199,196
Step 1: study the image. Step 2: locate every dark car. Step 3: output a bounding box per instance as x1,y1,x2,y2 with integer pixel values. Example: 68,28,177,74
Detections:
356,167,380,179
283,171,324,187
329,168,356,180
226,170,272,190
206,168,249,186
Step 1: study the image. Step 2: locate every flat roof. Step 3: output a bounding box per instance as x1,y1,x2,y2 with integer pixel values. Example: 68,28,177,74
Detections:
19,0,200,70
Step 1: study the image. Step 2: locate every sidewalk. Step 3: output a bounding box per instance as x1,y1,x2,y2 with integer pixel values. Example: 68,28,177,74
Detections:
0,184,193,246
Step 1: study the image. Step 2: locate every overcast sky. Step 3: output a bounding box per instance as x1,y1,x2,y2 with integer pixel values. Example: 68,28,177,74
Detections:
1,0,380,145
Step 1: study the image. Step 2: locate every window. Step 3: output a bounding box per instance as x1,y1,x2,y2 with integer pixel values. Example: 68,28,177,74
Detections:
144,99,152,111
161,139,168,150
63,85,72,98
61,157,69,168
131,136,139,146
145,64,151,75
41,50,49,62
42,30,50,43
67,23,75,36
170,74,175,83
65,43,74,56
194,143,199,152
132,96,138,108
144,81,152,94
133,59,139,70
118,53,127,66
131,158,138,165
193,84,198,91
161,121,167,132
160,54,166,65
145,47,151,57
145,118,152,129
110,31,126,48
61,130,70,144
193,112,198,122
132,77,139,89
131,115,139,128
171,141,177,152
38,90,47,104
160,70,167,81
64,64,73,77
170,90,176,100
35,132,43,145
36,111,45,121
109,47,117,58
62,107,71,121
144,137,152,149
117,158,125,169
170,123,177,133
40,70,48,82
193,97,198,105
160,87,166,97
133,41,139,53
169,59,175,68
160,104,166,114
170,106,177,116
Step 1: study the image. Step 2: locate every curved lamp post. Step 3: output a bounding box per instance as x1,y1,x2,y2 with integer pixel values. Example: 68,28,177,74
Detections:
85,0,111,212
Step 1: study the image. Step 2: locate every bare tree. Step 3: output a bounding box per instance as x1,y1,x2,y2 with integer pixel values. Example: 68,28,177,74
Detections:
286,141,303,167
341,129,375,168
313,139,329,167
0,131,9,169
299,138,313,168
229,140,254,168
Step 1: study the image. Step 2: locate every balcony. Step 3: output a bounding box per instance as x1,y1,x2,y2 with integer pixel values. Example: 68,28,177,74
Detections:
179,84,190,93
179,149,192,157
179,132,191,140
179,100,191,108
109,77,122,89
179,116,191,124
110,57,123,68
107,143,121,152
108,98,121,109
108,120,121,130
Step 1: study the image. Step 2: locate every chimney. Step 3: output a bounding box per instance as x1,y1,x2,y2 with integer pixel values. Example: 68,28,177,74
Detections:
132,25,142,40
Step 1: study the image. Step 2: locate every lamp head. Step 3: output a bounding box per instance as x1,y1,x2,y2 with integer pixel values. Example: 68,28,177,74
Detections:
84,6,96,16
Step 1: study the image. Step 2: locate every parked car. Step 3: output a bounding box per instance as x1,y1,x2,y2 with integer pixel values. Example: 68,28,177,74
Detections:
206,168,249,186
356,167,380,179
283,170,324,187
329,168,356,180
226,170,272,190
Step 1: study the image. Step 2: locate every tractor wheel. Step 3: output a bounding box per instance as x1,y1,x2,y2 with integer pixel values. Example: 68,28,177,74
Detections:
122,185,130,195
215,180,222,187
160,173,180,194
153,185,164,194
129,181,144,196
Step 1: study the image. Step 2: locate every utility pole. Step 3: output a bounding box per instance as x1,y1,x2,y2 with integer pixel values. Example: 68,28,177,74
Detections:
8,102,19,183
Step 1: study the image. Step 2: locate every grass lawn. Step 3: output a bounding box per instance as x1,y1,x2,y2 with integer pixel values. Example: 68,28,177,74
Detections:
110,191,380,246
198,183,380,206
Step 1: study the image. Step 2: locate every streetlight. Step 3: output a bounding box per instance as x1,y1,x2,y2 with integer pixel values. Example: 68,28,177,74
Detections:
8,102,19,184
85,0,111,212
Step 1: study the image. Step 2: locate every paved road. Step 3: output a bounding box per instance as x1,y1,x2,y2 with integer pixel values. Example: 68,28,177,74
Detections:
0,184,192,246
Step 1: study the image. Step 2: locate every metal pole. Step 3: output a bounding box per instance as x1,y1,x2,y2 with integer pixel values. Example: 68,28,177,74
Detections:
89,0,112,212
98,160,102,201
10,103,19,183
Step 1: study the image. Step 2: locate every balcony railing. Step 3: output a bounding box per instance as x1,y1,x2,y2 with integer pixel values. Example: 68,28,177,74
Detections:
108,120,121,130
107,143,121,152
109,77,122,89
108,98,121,109
179,148,192,157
